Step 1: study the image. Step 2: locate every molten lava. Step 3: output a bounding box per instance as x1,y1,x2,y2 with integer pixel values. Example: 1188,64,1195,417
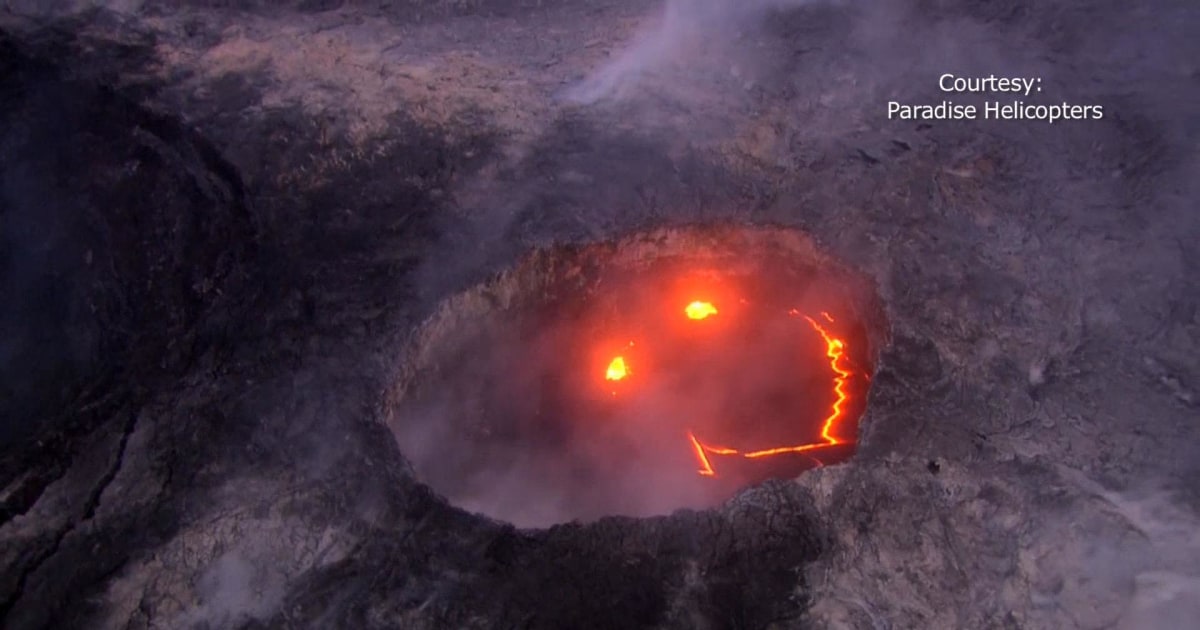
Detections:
605,356,628,381
689,431,741,476
742,315,851,459
681,308,855,476
685,301,718,320
689,431,716,476
600,298,857,478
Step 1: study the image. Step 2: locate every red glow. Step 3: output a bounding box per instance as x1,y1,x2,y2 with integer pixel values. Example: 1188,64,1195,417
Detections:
686,313,855,475
689,431,716,476
741,315,852,459
597,285,858,478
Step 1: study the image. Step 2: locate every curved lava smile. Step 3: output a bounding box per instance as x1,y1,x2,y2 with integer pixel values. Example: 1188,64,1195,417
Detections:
607,301,856,478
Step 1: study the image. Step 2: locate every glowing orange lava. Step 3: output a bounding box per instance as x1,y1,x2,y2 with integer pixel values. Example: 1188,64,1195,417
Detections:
687,312,855,476
685,301,718,320
688,431,716,476
606,356,628,381
600,300,855,477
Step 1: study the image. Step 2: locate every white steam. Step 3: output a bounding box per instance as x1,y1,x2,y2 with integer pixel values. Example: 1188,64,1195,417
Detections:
564,0,838,104
179,551,284,629
1058,467,1200,629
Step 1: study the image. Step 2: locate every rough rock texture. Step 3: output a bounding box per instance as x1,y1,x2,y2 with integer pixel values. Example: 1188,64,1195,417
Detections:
0,0,1197,628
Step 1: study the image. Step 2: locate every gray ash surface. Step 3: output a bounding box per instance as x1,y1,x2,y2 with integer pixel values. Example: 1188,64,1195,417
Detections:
0,1,1197,628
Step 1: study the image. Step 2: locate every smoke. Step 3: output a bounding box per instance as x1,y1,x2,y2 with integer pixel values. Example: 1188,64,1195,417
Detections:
390,309,729,527
390,247,874,528
178,550,285,629
1058,469,1200,629
399,0,1193,540
564,0,841,105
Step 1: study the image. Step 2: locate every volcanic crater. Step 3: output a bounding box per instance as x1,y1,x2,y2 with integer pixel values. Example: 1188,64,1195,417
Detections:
391,226,887,526
0,1,1197,629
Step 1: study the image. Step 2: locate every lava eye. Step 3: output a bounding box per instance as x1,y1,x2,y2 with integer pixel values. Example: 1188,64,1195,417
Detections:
685,301,718,320
605,356,628,381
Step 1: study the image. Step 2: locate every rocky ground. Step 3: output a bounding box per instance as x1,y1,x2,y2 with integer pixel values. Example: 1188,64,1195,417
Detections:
0,0,1197,628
